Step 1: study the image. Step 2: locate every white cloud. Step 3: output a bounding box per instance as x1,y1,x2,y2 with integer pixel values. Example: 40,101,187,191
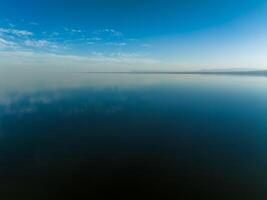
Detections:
87,41,95,45
24,39,58,48
71,29,82,33
64,27,82,33
93,29,122,37
0,50,162,72
105,42,127,46
0,28,33,36
87,37,102,41
0,37,17,49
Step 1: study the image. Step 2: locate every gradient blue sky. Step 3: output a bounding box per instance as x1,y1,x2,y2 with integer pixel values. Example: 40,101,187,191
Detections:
1,0,267,71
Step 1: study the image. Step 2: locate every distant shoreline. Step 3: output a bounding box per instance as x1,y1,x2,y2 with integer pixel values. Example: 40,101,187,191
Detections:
80,70,267,76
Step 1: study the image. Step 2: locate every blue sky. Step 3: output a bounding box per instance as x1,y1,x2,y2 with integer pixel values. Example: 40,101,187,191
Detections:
1,0,267,71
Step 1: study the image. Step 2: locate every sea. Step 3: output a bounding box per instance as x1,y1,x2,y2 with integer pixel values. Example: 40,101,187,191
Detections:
0,71,267,199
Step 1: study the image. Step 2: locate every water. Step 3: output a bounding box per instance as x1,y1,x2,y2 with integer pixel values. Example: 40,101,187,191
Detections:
0,72,267,199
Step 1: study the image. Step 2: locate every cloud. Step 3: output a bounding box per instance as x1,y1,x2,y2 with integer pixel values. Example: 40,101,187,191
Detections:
105,42,127,46
0,50,161,72
24,39,58,48
29,22,39,26
64,27,82,33
93,29,122,37
0,37,17,49
87,41,95,45
0,28,33,36
71,29,82,33
87,37,102,41
0,22,157,69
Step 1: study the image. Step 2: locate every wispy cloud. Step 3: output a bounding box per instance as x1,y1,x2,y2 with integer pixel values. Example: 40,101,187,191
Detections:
105,42,127,47
93,29,122,37
29,22,39,26
0,50,161,71
24,39,58,49
64,27,82,33
0,28,33,37
0,21,155,68
87,37,102,41
87,41,95,45
0,37,17,49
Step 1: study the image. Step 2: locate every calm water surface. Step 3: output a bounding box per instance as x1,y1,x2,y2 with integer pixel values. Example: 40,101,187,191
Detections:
0,72,267,199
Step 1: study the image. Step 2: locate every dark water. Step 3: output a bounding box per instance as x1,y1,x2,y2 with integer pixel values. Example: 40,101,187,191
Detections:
0,73,267,199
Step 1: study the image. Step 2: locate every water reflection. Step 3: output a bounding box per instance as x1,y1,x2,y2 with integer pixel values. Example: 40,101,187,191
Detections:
0,72,267,199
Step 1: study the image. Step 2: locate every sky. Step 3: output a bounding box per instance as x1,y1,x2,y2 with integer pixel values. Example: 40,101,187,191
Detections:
1,0,267,71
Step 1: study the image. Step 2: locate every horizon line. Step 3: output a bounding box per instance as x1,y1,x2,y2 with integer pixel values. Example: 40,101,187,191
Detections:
77,69,267,76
